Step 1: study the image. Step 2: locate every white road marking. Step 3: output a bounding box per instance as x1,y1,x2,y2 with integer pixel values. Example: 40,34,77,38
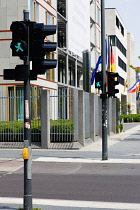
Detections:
34,157,140,164
0,197,140,209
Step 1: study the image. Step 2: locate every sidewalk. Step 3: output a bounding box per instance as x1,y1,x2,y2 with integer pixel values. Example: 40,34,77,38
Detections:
80,123,140,156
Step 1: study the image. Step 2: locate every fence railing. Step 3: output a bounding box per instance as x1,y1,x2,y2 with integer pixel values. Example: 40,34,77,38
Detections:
50,88,75,143
0,93,41,148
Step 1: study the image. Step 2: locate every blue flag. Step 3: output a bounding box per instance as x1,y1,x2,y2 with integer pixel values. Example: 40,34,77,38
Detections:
91,55,102,85
91,39,108,85
136,92,140,101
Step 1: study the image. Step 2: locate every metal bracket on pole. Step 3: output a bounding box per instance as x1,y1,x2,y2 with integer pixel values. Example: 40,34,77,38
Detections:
100,93,107,99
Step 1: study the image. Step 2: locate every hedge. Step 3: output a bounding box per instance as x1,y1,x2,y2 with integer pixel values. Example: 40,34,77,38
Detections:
0,119,74,142
121,114,140,122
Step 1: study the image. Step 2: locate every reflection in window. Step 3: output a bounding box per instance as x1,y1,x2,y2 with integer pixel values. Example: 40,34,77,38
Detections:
68,64,75,86
58,88,67,119
8,86,41,121
58,58,67,84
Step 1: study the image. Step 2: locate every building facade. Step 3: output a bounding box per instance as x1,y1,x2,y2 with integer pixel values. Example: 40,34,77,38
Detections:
127,33,136,114
90,0,101,93
105,8,136,114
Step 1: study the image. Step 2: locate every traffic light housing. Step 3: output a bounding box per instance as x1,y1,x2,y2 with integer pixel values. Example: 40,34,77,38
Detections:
108,72,119,97
4,20,57,81
95,71,102,89
10,21,28,59
30,23,57,75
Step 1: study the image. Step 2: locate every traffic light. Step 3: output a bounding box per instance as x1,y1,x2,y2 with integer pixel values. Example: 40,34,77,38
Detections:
10,21,28,59
4,65,29,81
95,71,102,89
30,23,57,75
108,72,119,97
4,21,57,81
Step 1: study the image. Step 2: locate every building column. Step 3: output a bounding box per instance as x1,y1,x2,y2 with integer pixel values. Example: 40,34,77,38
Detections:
78,90,85,146
98,97,102,137
112,98,117,133
89,93,95,141
41,89,50,148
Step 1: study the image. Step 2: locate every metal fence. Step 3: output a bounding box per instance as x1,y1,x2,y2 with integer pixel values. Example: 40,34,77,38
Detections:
0,87,41,148
50,88,75,143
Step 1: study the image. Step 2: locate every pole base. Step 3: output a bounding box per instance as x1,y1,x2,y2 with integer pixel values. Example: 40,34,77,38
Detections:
24,195,32,210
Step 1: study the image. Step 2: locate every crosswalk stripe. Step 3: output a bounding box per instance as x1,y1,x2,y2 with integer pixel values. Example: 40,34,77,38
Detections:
0,197,140,209
34,157,140,164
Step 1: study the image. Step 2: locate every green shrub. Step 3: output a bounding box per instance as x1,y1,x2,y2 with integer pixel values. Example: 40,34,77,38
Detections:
0,119,74,142
19,208,42,210
50,119,74,134
120,123,123,132
121,114,140,122
116,124,119,133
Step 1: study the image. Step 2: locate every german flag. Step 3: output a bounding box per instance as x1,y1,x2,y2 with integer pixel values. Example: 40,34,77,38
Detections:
110,45,115,72
107,44,115,72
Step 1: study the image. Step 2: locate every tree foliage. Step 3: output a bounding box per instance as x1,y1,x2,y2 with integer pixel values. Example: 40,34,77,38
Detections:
129,56,140,72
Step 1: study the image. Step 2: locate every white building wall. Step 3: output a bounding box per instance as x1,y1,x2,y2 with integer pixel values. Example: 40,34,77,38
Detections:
127,33,136,114
90,0,101,93
67,0,90,58
105,9,127,100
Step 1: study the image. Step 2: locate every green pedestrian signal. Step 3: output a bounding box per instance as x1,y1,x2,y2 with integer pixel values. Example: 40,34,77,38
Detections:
96,81,102,87
95,72,102,89
10,21,28,59
15,42,24,52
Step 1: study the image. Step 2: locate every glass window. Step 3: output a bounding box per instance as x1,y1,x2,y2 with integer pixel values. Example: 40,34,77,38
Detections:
116,16,119,28
110,36,116,46
8,86,41,121
16,87,24,121
46,12,54,42
58,59,67,84
109,36,126,57
46,52,55,82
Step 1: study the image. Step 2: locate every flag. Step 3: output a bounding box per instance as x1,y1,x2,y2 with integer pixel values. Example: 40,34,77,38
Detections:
91,39,109,85
107,40,115,72
91,55,102,85
110,45,115,72
127,79,140,93
105,39,108,66
136,92,140,101
107,39,111,72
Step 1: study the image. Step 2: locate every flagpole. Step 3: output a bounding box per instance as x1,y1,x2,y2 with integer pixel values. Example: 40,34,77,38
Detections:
101,0,108,160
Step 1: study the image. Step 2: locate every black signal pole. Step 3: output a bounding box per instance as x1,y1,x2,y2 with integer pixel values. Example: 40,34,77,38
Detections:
23,10,32,210
101,0,108,160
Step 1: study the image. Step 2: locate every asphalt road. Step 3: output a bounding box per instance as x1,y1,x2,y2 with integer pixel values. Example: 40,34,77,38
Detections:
0,161,140,204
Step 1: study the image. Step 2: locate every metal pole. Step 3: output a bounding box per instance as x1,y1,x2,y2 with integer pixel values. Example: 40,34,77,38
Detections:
23,9,32,210
101,0,108,160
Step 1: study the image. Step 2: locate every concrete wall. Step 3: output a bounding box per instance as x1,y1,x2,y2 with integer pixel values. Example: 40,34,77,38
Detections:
41,89,117,148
